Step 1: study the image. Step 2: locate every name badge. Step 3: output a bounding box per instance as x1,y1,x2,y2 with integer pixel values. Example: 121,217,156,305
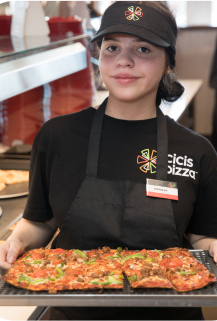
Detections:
146,178,178,201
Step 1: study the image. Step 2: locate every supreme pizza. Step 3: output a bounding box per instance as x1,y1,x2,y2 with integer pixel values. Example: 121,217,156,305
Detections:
3,247,216,293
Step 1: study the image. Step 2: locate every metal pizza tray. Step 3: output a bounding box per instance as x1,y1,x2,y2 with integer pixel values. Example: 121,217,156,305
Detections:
0,159,29,199
0,250,217,307
0,182,28,199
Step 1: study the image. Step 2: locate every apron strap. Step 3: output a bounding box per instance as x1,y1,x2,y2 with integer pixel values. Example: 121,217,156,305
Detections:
86,98,168,180
156,106,168,181
86,98,107,177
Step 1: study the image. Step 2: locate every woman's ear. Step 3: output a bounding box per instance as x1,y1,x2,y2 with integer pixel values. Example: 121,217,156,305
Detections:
165,66,171,75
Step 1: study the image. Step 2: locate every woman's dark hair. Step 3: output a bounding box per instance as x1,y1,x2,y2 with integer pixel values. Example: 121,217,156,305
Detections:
96,1,184,106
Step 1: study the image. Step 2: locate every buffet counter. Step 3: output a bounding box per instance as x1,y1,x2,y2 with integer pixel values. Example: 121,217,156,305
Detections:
0,33,94,147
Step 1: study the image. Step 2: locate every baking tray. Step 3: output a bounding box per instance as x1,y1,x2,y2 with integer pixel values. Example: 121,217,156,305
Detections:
0,182,28,199
0,159,29,199
0,213,23,242
0,250,217,307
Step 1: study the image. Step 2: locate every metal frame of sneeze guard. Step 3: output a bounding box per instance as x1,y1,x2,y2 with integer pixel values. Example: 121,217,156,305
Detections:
0,41,87,101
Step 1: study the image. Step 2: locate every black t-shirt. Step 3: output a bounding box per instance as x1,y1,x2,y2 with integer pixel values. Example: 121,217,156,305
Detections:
23,106,217,242
23,106,215,320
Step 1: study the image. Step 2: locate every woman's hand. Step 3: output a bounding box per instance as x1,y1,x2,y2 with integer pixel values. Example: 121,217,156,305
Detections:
0,217,58,270
209,240,217,263
186,233,217,262
0,240,24,269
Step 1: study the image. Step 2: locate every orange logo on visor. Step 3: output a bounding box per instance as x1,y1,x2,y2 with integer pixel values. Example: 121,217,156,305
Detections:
125,6,143,21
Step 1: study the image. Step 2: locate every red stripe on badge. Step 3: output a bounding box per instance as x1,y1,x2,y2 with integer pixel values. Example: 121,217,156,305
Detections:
146,191,178,200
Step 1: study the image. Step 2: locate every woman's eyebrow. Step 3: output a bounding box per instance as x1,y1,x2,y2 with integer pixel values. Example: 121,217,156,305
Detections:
133,38,148,43
103,37,148,44
103,37,119,42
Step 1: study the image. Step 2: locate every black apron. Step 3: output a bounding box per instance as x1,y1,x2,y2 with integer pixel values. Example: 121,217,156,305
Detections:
51,98,203,320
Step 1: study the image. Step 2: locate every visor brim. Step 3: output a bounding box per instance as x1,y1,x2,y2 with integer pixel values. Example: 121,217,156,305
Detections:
91,24,170,49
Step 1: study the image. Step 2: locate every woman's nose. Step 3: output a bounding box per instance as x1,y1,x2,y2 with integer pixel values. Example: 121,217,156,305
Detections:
116,50,134,67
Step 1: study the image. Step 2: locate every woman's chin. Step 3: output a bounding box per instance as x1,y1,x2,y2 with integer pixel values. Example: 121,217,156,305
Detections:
110,91,147,103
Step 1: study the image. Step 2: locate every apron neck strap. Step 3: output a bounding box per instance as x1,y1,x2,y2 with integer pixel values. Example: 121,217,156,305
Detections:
86,98,168,181
156,106,168,181
86,98,107,177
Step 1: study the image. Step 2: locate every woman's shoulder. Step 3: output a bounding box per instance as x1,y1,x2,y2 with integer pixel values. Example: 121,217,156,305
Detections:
36,106,96,135
41,106,96,131
166,116,217,173
166,116,215,151
33,107,96,151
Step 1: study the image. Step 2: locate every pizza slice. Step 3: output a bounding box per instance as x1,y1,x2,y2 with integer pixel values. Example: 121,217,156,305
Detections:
158,248,216,292
122,250,173,289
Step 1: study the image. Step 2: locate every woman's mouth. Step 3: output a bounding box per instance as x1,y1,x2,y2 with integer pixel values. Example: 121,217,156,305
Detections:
113,73,140,85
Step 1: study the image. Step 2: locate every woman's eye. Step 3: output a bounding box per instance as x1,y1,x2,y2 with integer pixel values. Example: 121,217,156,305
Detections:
137,47,150,53
107,46,118,52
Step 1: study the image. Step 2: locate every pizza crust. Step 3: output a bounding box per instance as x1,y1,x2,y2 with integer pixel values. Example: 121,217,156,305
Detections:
0,182,6,192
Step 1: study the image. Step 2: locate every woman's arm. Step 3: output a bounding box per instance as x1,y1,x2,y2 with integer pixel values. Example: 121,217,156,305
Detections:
186,233,217,262
0,218,58,269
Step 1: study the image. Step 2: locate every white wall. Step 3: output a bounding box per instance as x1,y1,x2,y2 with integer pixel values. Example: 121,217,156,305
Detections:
176,28,216,135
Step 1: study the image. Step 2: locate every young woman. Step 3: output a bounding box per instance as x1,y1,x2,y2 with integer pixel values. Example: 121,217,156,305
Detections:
1,1,217,320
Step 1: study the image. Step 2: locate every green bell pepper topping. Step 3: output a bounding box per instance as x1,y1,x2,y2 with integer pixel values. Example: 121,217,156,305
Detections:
49,277,56,281
117,247,122,253
117,275,124,279
89,279,111,285
89,276,123,285
73,249,88,259
25,255,32,259
110,271,114,276
121,253,145,263
144,257,153,262
128,275,137,282
24,260,41,265
60,263,64,267
83,259,95,265
179,271,196,276
106,255,120,259
33,260,41,264
107,276,123,284
18,275,31,283
155,249,163,256
56,267,64,278
30,278,45,285
115,252,121,258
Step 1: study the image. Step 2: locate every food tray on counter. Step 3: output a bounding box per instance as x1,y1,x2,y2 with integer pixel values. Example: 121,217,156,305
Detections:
0,159,30,199
0,250,217,307
0,182,28,199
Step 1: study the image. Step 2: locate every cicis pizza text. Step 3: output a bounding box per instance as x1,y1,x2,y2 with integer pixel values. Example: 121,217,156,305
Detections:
168,154,198,180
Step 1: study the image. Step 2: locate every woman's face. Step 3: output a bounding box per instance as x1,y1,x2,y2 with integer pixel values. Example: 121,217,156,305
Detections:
99,34,168,103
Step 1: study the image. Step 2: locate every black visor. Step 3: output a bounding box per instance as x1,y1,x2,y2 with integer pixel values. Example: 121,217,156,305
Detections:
91,3,177,54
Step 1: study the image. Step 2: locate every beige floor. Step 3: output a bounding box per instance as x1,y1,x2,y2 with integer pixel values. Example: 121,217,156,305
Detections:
0,306,36,320
202,307,217,320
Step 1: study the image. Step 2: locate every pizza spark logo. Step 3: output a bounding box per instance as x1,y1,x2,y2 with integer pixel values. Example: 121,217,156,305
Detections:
167,182,177,189
125,6,143,21
137,149,157,174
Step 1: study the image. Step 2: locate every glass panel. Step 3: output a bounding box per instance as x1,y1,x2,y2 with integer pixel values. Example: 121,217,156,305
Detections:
0,34,89,60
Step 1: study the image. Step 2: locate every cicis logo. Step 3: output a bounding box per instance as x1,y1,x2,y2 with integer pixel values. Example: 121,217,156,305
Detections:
137,150,198,180
137,149,157,174
125,6,143,21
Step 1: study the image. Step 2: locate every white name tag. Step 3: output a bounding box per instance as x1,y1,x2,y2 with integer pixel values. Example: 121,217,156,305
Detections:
146,178,178,201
